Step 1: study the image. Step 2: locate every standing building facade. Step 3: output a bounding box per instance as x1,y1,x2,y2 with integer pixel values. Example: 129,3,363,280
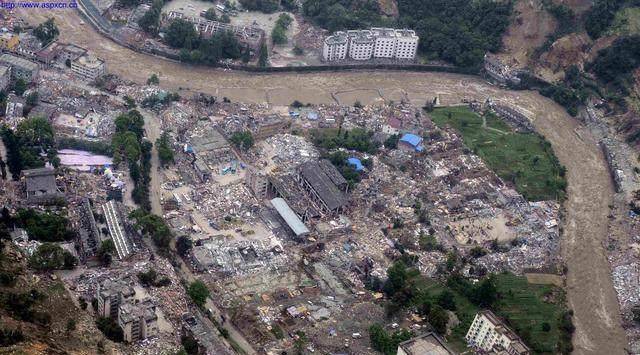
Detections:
322,28,419,62
96,279,136,319
347,30,375,60
71,54,106,80
371,28,397,58
465,310,530,354
118,299,158,343
322,31,348,62
0,54,39,82
394,29,419,60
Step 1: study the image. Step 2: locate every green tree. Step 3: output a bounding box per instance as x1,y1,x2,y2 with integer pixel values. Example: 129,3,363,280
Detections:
25,92,38,107
258,42,268,67
204,8,218,21
427,305,448,335
437,290,456,311
33,18,59,44
271,25,287,44
66,318,77,332
97,239,115,266
96,317,124,342
165,18,199,49
181,334,199,354
176,235,193,257
147,73,160,85
29,243,77,270
156,132,175,166
230,131,254,150
138,0,163,34
12,79,27,96
187,280,210,307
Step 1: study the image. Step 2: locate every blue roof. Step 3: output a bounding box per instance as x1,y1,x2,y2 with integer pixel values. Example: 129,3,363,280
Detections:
400,133,423,147
346,157,364,171
307,112,319,120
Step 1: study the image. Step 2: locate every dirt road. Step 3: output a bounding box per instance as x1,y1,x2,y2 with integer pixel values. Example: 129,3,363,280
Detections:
20,9,629,353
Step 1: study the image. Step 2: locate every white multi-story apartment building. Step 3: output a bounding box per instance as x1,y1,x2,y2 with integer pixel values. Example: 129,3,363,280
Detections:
71,54,106,81
322,28,419,62
347,30,375,60
465,310,531,354
322,31,348,61
371,27,396,58
394,29,419,60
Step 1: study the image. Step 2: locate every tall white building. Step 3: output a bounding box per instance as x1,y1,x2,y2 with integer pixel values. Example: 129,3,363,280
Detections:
322,31,348,61
394,29,419,60
347,30,375,60
371,28,397,58
465,310,530,354
322,28,419,62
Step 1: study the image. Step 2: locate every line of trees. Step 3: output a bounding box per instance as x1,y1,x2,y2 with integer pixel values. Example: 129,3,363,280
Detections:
111,110,153,210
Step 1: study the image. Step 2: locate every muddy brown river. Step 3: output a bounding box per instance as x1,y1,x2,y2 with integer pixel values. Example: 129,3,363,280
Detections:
21,9,629,354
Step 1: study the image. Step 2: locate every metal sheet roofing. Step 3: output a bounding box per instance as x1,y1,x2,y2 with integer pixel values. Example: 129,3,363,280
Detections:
270,198,310,236
400,133,423,147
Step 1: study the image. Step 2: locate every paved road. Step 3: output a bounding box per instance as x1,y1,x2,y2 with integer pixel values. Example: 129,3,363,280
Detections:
20,9,630,354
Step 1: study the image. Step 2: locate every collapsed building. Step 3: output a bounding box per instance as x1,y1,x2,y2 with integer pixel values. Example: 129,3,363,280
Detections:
102,200,135,259
164,11,264,52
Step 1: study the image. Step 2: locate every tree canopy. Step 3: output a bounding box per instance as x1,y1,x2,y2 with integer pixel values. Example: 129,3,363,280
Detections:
187,280,210,307
29,243,77,271
33,18,59,45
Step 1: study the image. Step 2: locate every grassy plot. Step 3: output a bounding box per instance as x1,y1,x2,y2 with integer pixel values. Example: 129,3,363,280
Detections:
430,106,566,201
414,273,568,353
493,273,569,354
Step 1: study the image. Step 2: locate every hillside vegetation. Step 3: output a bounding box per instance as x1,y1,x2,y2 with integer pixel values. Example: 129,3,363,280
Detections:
302,0,513,67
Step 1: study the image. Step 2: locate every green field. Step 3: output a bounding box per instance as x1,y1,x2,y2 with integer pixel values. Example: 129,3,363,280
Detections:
430,106,566,201
416,274,568,353
493,274,568,353
609,7,640,35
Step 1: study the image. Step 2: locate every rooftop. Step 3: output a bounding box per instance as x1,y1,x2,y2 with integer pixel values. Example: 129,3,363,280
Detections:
400,133,423,147
0,53,38,70
74,54,105,69
371,27,396,38
398,332,455,355
298,160,348,211
270,198,310,237
325,32,348,45
395,29,418,37
22,167,58,193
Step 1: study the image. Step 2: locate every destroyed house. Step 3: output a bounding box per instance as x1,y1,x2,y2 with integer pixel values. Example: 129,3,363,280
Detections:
102,200,133,260
22,167,63,204
296,160,348,214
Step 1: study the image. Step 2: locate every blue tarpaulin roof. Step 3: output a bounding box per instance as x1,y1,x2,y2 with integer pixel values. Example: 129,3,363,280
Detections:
400,133,423,147
346,157,364,171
